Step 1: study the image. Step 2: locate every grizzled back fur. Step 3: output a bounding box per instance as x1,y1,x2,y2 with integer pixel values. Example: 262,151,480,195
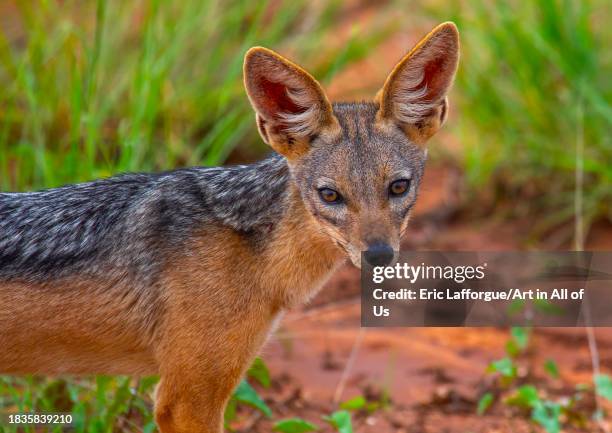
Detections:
0,155,289,282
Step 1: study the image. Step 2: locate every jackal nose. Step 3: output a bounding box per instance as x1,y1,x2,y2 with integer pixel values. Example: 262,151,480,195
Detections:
364,242,394,267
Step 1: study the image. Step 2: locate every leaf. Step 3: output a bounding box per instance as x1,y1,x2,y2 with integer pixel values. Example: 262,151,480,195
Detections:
138,376,160,393
273,418,319,433
224,398,237,424
323,410,352,433
105,376,132,425
340,396,367,411
247,357,271,388
365,401,382,413
594,374,612,400
544,359,559,379
487,357,516,378
506,385,540,408
477,392,494,415
505,339,520,358
71,401,87,433
232,380,272,417
511,327,530,350
95,375,111,407
533,299,564,315
143,421,158,433
532,401,561,433
507,299,525,315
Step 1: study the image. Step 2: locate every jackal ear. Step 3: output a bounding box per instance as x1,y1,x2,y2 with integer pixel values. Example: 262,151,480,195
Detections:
244,47,339,159
376,22,459,145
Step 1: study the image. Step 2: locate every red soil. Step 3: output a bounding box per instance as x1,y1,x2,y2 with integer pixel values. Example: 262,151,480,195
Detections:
235,163,612,433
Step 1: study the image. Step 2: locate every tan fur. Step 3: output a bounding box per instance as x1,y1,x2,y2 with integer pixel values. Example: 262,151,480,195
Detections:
0,277,158,375
0,23,459,433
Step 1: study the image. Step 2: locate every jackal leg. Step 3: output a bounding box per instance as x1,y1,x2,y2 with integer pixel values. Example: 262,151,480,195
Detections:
154,375,229,433
153,308,274,432
154,340,253,433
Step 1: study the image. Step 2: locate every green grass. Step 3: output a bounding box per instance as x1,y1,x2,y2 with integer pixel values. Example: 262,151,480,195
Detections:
429,0,612,238
0,375,159,433
0,0,390,191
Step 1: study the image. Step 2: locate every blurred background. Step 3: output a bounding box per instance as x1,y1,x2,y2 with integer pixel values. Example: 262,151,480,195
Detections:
0,0,611,432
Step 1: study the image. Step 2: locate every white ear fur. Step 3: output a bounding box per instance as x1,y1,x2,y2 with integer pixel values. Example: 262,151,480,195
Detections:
377,22,459,142
276,87,321,137
243,47,338,158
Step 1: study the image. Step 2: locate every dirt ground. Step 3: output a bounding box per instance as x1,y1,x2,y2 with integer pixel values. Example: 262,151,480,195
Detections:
233,162,612,433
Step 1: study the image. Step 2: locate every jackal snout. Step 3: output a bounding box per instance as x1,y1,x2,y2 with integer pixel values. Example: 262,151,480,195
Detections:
363,241,395,267
341,208,402,268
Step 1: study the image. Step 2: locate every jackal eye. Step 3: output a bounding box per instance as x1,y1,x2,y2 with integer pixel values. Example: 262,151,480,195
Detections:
389,179,410,197
318,187,342,204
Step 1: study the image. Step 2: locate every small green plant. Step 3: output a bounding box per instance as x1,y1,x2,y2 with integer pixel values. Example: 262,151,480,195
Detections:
485,327,529,385
544,359,560,379
505,385,563,433
479,328,566,432
594,374,612,400
0,375,159,433
224,357,272,426
273,418,319,433
479,327,612,432
338,396,366,411
323,410,353,433
476,392,494,415
0,358,272,433
272,394,374,433
227,380,272,419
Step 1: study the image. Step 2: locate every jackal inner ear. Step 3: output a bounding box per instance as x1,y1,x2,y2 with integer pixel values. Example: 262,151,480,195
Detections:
243,47,339,159
376,22,459,145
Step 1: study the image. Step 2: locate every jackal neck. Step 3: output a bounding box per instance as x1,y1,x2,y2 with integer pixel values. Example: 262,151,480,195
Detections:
202,153,345,308
258,181,345,309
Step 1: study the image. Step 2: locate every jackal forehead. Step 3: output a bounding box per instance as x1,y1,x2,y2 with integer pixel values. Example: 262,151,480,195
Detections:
295,102,426,188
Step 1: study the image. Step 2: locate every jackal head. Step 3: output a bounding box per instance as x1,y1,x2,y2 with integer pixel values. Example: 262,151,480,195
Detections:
244,23,459,268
